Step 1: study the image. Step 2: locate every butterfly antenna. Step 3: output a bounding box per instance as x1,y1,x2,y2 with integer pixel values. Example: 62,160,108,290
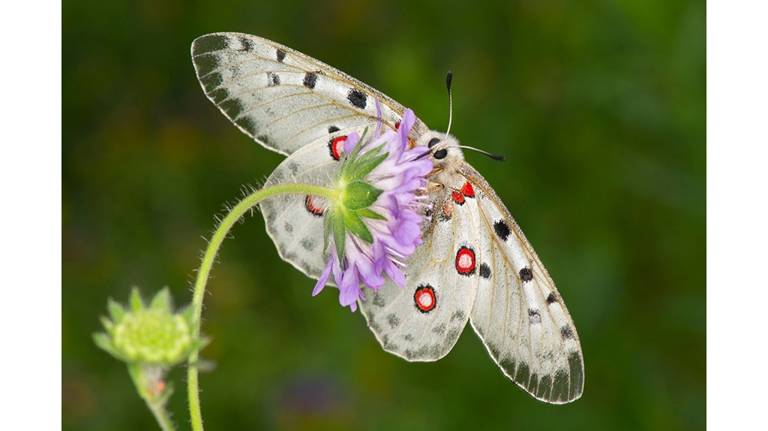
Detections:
445,71,454,136
442,71,503,161
450,145,505,162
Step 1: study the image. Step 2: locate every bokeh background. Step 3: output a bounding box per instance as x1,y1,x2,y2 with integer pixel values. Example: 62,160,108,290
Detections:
63,0,705,429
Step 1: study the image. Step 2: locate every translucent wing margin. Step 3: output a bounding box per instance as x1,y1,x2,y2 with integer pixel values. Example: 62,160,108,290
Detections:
191,33,427,155
358,184,489,361
460,164,584,403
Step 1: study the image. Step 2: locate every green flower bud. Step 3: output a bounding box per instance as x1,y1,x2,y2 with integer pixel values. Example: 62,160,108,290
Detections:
93,287,205,367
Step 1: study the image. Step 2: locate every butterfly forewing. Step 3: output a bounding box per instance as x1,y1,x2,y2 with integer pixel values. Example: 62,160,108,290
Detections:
191,33,426,155
460,164,584,403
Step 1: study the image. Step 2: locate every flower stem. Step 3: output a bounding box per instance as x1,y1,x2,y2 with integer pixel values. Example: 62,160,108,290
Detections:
186,183,338,431
146,398,177,431
128,364,176,431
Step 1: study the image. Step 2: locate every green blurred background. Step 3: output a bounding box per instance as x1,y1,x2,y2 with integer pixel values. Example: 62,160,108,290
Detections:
63,0,705,429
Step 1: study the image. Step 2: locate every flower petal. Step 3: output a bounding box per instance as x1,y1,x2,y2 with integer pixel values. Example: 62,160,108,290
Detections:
312,259,334,296
398,109,416,151
344,132,361,154
316,106,430,312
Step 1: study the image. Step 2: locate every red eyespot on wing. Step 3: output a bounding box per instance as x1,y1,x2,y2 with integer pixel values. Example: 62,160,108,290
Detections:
455,246,476,275
395,120,401,130
414,285,436,313
328,135,347,161
461,181,475,198
304,195,326,217
451,191,465,205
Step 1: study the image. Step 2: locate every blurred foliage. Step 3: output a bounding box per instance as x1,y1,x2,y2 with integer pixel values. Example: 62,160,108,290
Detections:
63,0,705,429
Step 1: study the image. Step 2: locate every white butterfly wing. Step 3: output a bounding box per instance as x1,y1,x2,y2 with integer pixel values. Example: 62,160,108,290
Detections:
359,177,491,361
191,32,427,155
259,123,374,278
460,164,584,403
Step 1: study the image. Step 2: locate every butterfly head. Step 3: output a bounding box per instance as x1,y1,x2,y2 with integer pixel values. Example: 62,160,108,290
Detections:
417,131,464,167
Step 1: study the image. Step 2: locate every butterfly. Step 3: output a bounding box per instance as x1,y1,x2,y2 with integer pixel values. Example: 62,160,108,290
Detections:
191,32,584,403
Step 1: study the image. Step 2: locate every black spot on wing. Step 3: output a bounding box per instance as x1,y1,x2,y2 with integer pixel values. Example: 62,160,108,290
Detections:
193,34,229,55
528,308,541,324
238,37,254,52
432,323,446,335
347,89,367,109
328,125,340,133
287,162,299,175
560,325,574,340
386,313,400,329
372,292,386,307
300,238,315,251
405,345,432,360
276,48,286,62
267,72,280,86
546,292,558,304
519,267,533,282
479,263,491,279
450,310,466,322
303,72,317,89
381,335,398,352
493,220,510,241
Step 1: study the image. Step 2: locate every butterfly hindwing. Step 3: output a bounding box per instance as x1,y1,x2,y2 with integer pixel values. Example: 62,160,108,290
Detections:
459,164,584,403
191,33,427,156
358,181,488,361
260,124,373,278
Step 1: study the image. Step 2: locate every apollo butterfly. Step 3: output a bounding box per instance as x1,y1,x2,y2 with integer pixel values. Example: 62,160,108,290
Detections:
192,32,583,403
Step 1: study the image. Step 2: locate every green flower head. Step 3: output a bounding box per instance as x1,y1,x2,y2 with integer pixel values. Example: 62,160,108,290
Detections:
93,287,205,366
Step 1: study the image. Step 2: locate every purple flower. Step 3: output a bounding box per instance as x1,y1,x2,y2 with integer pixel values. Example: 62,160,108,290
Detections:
312,109,433,311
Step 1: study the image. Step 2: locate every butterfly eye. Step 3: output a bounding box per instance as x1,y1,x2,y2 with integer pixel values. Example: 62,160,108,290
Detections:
427,138,441,148
433,148,448,160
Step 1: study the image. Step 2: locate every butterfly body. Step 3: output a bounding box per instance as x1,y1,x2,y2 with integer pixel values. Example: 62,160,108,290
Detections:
193,32,584,403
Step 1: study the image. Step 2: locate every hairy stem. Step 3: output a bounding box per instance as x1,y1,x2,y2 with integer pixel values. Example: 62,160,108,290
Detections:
187,183,338,431
147,398,176,431
128,364,176,431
